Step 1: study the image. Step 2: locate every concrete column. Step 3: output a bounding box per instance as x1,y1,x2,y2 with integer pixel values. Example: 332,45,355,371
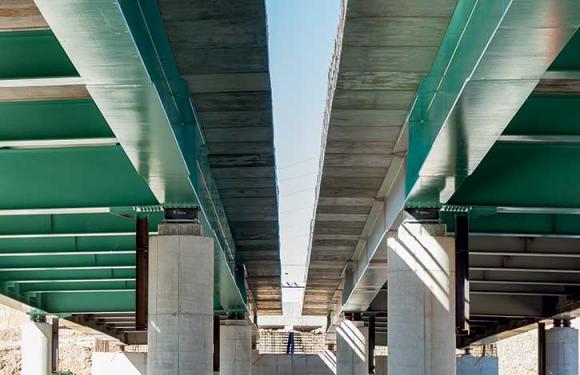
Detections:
336,320,367,375
251,349,260,375
375,356,388,375
147,223,214,374
456,355,498,375
92,352,147,374
546,325,578,375
21,320,52,375
220,320,252,375
387,222,456,375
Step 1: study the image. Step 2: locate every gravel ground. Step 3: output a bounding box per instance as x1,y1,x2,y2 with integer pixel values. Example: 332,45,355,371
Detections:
497,329,537,375
0,306,93,375
0,304,577,374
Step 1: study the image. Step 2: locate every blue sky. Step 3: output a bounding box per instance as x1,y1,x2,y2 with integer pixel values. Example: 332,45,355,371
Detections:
266,0,341,315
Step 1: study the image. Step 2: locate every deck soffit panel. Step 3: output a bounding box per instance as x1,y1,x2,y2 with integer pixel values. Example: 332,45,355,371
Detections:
155,0,281,314
303,0,458,315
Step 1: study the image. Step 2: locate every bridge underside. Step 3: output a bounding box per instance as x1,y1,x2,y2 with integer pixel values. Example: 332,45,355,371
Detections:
155,0,280,315
0,0,280,343
305,0,580,348
304,0,458,316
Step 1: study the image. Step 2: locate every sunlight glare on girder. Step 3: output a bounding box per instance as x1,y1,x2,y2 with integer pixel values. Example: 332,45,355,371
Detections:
0,138,118,150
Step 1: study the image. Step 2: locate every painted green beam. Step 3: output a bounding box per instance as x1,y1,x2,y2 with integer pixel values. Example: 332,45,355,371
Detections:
442,211,580,237
0,30,77,78
9,280,135,294
34,0,198,205
35,289,227,314
0,235,136,253
0,253,134,269
497,135,580,145
32,0,248,312
0,250,134,256
0,146,158,210
504,94,580,136
0,232,139,239
37,290,135,314
449,143,580,208
406,0,580,206
0,266,135,282
0,99,113,141
0,211,163,236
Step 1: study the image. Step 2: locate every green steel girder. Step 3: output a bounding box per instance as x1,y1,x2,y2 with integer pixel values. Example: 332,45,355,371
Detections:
0,0,257,315
0,253,135,269
0,99,113,141
34,0,200,205
32,0,248,312
15,280,135,294
0,147,158,210
433,27,580,238
0,211,162,236
0,235,136,252
0,266,135,282
449,143,580,208
442,211,580,238
0,30,76,79
505,94,580,136
37,291,135,314
406,0,580,207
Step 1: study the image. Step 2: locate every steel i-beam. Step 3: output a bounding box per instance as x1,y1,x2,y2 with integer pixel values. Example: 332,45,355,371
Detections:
455,215,470,335
538,322,546,375
135,216,148,331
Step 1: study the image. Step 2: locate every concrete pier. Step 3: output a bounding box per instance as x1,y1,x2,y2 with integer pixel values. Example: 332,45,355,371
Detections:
21,320,52,375
456,355,498,375
147,223,214,374
92,352,147,375
375,356,388,375
336,319,367,375
546,324,578,375
387,222,456,375
220,320,252,375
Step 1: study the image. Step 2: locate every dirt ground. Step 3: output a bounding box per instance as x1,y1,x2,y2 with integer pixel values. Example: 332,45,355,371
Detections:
0,306,92,375
0,303,576,374
497,329,537,375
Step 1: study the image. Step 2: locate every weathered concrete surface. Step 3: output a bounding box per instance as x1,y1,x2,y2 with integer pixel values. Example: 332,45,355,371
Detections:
148,224,214,374
252,354,335,375
387,222,456,375
336,320,367,375
546,327,578,375
21,321,52,375
457,355,498,375
156,0,280,314
92,353,146,375
375,356,387,375
0,0,48,30
220,321,252,375
303,0,459,316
